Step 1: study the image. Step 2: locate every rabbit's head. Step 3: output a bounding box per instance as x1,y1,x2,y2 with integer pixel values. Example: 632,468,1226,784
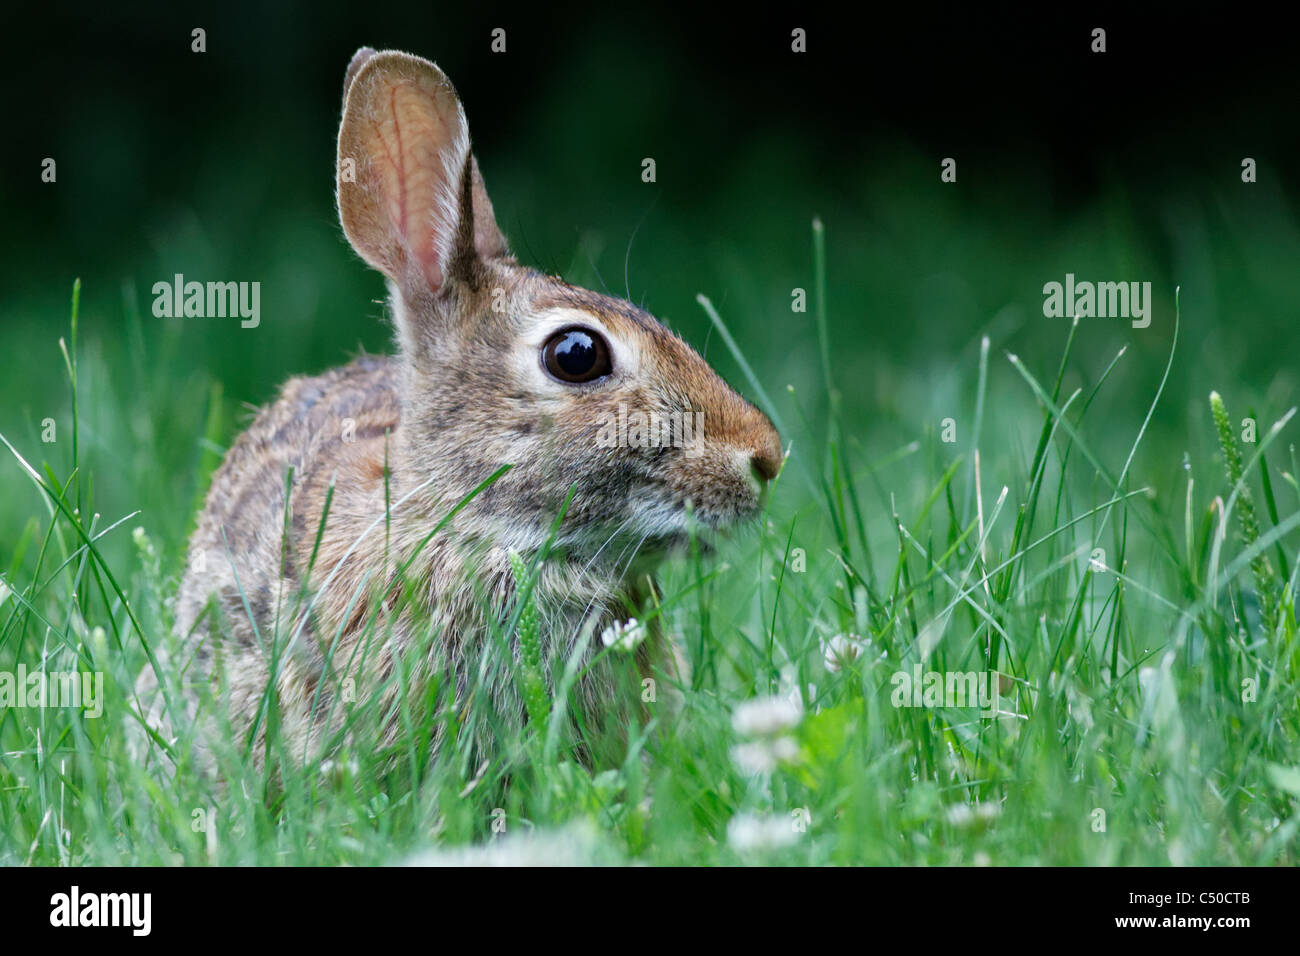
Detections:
337,49,781,563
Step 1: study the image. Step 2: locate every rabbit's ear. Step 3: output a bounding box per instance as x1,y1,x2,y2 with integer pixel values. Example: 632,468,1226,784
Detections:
342,46,377,98
336,50,507,295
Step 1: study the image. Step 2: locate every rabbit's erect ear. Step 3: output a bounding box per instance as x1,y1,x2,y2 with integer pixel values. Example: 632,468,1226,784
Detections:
336,50,508,295
343,46,377,97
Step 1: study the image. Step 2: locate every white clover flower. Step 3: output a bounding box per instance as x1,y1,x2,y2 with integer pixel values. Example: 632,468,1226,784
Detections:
402,821,620,866
600,618,646,654
944,802,1001,827
727,812,800,852
730,736,799,774
821,632,868,672
732,695,803,737
0,579,10,605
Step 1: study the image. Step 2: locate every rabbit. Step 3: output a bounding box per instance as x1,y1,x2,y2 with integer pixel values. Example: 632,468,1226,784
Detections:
136,47,782,774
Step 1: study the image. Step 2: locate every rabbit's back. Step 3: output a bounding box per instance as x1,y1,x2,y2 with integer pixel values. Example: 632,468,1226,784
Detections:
166,354,401,753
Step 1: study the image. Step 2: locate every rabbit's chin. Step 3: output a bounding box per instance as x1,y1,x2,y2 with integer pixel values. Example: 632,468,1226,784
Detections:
625,497,764,561
561,520,720,579
637,521,734,565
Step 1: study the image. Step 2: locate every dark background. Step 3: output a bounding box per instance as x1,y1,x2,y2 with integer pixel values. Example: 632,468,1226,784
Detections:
9,5,1300,202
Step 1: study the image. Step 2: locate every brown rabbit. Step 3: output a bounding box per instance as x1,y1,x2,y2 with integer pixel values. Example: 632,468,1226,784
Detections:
138,48,781,771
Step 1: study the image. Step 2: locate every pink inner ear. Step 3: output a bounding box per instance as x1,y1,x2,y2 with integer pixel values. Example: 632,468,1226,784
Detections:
365,77,464,292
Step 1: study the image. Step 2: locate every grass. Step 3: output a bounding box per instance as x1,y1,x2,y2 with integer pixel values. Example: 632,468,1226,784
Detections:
1,213,1299,866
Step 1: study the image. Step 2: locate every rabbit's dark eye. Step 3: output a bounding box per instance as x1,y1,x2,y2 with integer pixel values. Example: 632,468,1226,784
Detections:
541,327,613,383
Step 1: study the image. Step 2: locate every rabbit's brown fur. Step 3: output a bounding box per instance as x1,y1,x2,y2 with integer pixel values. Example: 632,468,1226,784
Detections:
140,48,781,771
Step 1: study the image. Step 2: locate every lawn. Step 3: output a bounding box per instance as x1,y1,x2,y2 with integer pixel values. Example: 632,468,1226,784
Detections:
3,213,1298,864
